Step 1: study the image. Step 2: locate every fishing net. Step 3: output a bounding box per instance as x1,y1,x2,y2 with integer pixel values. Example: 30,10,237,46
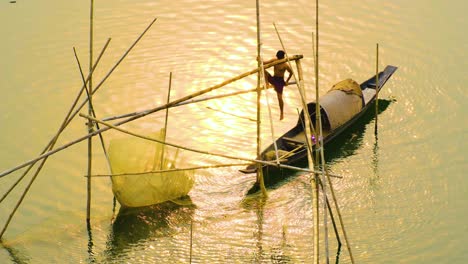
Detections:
108,129,194,208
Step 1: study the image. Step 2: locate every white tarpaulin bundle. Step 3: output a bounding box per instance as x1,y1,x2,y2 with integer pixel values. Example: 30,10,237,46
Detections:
320,79,363,130
108,129,194,208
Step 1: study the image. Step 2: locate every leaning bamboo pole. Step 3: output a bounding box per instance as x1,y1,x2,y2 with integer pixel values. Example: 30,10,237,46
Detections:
106,82,294,120
206,106,257,122
73,47,111,170
102,55,303,122
80,113,345,178
260,56,280,166
157,72,172,170
273,22,320,263
324,166,355,264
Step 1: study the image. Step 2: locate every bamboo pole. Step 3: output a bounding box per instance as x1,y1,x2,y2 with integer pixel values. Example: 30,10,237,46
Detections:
206,106,257,122
324,171,354,263
313,1,321,261
180,82,294,108
73,48,111,170
261,62,280,166
101,55,303,122
316,34,356,262
272,24,315,156
157,72,172,171
255,0,267,197
80,113,345,178
312,20,330,262
87,163,252,178
87,0,95,223
375,43,379,134
104,81,294,120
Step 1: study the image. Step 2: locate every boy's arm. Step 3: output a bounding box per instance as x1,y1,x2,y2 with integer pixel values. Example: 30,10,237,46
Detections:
263,57,276,64
285,65,293,84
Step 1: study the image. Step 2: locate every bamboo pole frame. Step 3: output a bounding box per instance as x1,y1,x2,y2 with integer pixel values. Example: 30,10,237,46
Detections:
0,17,157,239
0,39,111,207
0,38,113,240
0,18,158,180
1,17,157,182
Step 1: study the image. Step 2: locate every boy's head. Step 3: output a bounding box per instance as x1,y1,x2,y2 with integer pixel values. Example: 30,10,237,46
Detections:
276,50,286,59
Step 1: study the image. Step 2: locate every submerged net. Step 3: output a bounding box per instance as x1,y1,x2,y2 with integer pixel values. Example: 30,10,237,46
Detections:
108,129,194,208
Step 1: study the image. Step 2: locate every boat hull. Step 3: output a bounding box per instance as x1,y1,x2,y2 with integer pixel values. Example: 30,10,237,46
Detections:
244,65,398,193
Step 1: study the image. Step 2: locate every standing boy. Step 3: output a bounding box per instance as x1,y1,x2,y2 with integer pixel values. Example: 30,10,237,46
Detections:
263,50,293,120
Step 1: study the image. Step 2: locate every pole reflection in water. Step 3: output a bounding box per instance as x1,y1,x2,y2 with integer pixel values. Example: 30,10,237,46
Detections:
324,99,393,165
241,193,294,263
87,221,96,263
1,240,30,264
104,197,195,261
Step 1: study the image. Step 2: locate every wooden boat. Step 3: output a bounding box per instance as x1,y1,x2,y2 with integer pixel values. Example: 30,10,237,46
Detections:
241,65,398,193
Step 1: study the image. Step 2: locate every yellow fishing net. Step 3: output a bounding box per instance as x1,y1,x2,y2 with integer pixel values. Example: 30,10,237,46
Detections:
108,129,194,208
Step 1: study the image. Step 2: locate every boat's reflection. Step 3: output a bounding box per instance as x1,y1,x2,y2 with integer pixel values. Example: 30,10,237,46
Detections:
323,98,393,164
251,99,393,193
105,196,195,259
239,101,393,263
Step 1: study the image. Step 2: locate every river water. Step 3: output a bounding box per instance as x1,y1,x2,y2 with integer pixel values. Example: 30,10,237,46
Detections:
0,0,467,263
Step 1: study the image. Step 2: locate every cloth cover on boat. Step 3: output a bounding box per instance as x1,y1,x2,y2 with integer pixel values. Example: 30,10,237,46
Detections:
319,79,363,130
108,129,194,208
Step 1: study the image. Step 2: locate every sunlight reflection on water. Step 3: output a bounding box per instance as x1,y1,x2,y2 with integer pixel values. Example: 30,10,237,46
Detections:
1,0,467,263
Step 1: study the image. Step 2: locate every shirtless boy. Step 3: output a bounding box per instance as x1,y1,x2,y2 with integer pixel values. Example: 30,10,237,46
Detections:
263,50,293,120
